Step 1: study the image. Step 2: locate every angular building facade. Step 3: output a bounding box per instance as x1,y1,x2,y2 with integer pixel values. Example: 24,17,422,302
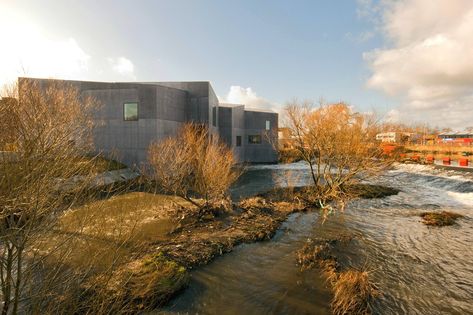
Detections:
19,78,278,166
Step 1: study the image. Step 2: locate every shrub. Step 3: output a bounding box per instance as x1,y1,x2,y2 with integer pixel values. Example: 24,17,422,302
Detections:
297,237,379,315
331,269,380,315
283,101,391,211
148,123,241,216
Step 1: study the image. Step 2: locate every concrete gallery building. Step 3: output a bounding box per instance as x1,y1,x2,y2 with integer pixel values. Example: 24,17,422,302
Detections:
20,78,278,166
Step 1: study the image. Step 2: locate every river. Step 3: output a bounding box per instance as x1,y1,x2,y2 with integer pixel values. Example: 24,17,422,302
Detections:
160,162,473,315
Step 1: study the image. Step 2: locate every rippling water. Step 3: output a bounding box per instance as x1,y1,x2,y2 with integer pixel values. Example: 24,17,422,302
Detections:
160,163,473,315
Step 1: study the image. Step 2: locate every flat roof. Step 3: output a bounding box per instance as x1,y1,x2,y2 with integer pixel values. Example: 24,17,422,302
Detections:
219,103,244,108
244,107,277,113
439,131,473,136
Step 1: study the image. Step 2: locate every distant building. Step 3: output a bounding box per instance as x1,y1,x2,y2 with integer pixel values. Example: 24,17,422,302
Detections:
19,78,278,166
421,134,437,145
437,131,473,145
375,132,411,144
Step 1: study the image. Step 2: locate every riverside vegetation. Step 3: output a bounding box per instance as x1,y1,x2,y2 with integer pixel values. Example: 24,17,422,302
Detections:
420,211,464,226
1,82,398,314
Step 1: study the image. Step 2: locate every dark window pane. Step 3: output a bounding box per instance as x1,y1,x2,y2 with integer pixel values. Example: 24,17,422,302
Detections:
236,136,242,147
124,102,138,121
212,107,217,127
248,135,261,144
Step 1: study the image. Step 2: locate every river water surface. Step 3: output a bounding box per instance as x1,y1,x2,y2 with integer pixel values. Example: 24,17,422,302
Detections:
161,163,473,315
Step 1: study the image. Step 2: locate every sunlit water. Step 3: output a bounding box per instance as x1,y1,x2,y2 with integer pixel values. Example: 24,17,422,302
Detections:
160,163,473,315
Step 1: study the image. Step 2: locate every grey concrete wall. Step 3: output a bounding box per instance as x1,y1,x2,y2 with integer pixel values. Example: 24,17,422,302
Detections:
19,77,279,166
82,84,187,167
243,110,278,163
218,106,233,147
157,81,219,137
208,84,219,136
154,81,211,124
218,104,277,163
19,78,189,167
218,104,247,162
230,105,246,162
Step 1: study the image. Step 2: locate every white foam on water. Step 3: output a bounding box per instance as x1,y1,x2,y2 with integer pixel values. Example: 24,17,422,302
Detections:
446,191,473,208
392,163,473,182
247,161,310,170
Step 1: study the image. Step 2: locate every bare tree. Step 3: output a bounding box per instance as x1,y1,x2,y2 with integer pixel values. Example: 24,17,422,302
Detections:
284,101,388,210
148,123,241,216
0,80,98,314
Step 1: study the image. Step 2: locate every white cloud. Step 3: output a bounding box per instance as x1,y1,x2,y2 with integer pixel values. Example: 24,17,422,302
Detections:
108,57,136,80
364,0,473,128
0,7,138,86
219,86,280,113
0,9,90,86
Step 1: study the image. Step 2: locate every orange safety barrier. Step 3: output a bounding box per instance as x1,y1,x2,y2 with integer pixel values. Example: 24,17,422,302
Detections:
382,144,396,155
426,156,434,164
459,158,469,167
442,157,451,165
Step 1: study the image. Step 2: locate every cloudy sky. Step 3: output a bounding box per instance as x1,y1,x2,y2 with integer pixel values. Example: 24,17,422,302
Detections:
1,0,472,128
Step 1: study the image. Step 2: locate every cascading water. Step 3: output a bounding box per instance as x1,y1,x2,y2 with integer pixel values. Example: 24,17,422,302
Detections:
160,163,473,315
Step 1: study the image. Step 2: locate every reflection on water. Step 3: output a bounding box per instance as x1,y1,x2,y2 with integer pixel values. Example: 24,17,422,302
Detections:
160,212,332,315
161,163,473,315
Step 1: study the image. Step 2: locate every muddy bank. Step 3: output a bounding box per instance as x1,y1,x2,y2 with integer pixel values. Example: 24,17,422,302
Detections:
156,199,304,268
98,183,398,312
157,184,399,269
93,198,303,312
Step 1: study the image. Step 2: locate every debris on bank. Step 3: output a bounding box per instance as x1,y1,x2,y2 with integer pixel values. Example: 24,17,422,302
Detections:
156,197,303,268
420,211,464,226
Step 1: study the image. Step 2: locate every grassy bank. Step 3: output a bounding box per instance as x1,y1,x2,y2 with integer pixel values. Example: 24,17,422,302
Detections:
38,183,398,313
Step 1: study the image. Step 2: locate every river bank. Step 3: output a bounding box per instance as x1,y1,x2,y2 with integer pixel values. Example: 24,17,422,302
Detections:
132,183,396,312
71,182,398,312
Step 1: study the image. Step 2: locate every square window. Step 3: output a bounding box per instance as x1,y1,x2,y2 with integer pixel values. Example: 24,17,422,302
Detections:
124,102,138,121
265,120,270,130
236,136,242,147
248,135,262,144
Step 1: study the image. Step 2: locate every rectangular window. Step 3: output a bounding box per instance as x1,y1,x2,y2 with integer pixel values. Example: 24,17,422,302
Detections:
124,102,138,121
248,135,262,144
212,107,217,127
236,136,242,147
265,120,270,130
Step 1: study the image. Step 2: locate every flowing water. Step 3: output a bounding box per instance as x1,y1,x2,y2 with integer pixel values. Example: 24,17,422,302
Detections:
161,163,473,315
